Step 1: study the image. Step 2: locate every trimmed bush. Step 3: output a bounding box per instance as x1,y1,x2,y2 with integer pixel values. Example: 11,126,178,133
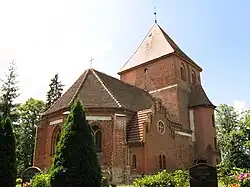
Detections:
133,169,189,187
31,174,50,187
133,170,174,187
50,100,101,187
0,117,17,187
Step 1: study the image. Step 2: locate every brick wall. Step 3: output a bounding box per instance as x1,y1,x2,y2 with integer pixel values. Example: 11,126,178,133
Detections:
193,107,219,165
120,56,177,91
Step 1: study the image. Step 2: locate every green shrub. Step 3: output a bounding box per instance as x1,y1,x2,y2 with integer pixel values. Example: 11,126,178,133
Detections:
50,101,101,187
171,170,189,187
16,178,22,184
133,170,174,187
31,174,50,187
133,169,189,187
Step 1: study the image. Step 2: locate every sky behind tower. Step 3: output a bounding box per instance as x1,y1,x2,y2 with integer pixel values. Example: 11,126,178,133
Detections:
0,0,249,111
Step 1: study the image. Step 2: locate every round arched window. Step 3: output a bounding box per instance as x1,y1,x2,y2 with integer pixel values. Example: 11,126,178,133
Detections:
157,121,165,134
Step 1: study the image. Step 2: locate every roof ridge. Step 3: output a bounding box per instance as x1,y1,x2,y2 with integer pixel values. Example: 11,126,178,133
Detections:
119,24,157,73
44,70,89,115
91,69,122,108
94,69,154,100
68,69,90,106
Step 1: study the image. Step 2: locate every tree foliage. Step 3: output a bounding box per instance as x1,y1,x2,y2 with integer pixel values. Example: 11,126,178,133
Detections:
50,100,101,187
16,98,45,175
216,104,250,169
0,117,17,187
0,61,20,122
45,73,64,110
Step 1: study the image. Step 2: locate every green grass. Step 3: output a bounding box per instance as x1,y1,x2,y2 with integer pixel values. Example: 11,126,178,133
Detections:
15,184,21,187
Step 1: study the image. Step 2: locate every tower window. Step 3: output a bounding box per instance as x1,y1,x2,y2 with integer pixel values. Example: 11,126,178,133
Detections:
144,68,148,73
159,154,166,170
157,121,165,134
92,124,102,153
191,70,197,84
132,154,137,169
180,64,186,80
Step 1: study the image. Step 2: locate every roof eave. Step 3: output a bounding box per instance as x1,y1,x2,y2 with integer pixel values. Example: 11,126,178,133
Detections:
173,52,203,72
118,53,173,75
188,104,216,109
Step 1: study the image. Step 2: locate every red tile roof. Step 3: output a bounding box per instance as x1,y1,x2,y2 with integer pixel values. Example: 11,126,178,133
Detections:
45,69,154,115
127,109,151,143
119,24,202,74
188,84,215,108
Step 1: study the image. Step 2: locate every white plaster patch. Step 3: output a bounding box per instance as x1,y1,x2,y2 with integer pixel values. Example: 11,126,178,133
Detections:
49,119,63,125
175,131,192,138
149,84,177,94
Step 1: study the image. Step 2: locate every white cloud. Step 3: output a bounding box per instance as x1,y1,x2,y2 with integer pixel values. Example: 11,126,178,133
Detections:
233,100,249,114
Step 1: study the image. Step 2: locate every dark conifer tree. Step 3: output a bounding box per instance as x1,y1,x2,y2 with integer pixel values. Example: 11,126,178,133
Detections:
50,100,101,187
0,117,17,187
45,73,64,110
0,60,20,122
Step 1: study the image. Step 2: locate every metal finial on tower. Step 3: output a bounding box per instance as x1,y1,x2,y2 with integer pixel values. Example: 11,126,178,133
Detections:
154,6,157,24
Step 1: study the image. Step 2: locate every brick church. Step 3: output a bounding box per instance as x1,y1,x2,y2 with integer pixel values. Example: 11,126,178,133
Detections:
33,23,220,184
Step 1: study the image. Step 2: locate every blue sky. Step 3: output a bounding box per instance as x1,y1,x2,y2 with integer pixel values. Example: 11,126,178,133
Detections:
0,0,249,111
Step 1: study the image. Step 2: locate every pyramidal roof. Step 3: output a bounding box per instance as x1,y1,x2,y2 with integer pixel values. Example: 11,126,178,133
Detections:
44,68,154,115
119,24,202,74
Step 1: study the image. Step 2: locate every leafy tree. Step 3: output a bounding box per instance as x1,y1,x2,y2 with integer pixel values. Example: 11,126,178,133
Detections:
216,104,250,169
0,117,17,187
50,100,101,187
16,98,45,175
0,60,20,122
45,73,64,110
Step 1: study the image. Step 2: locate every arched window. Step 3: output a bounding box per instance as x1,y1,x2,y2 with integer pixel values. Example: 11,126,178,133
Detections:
191,70,197,84
92,124,102,153
157,121,165,134
159,154,166,170
132,154,137,169
51,125,61,155
180,64,186,80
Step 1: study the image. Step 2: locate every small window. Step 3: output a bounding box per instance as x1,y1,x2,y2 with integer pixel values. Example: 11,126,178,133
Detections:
214,137,217,150
159,154,166,170
212,114,215,127
191,70,197,84
144,68,148,73
180,65,186,80
157,121,165,134
132,154,136,169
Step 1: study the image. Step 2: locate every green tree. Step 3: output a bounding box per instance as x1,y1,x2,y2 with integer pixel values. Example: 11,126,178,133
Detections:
16,98,45,175
0,60,20,122
45,73,64,110
50,100,101,187
216,104,250,169
0,117,17,187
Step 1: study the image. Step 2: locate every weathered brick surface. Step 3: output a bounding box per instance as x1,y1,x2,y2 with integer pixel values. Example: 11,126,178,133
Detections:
88,119,113,167
120,56,176,91
193,107,219,165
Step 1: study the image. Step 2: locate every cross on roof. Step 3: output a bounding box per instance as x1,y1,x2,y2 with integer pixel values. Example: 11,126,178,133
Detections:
89,57,94,69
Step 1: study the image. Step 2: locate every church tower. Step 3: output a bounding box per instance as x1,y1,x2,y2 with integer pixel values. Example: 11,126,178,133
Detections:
118,23,220,165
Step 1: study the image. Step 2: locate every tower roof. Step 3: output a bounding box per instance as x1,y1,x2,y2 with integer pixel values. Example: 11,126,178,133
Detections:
119,24,202,74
